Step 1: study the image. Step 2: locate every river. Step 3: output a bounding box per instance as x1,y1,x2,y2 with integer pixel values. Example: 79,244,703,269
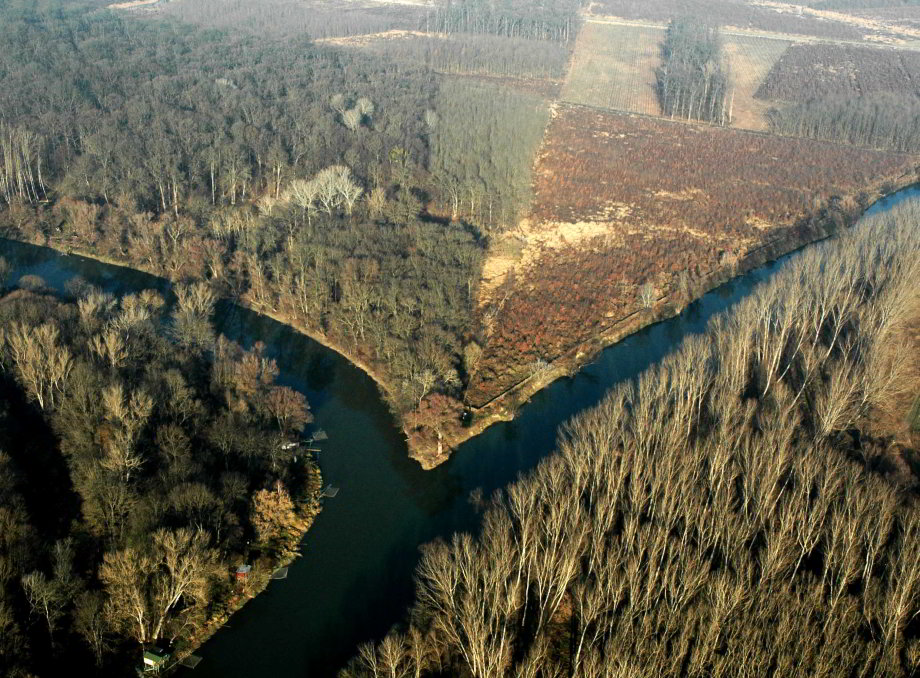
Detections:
1,187,916,677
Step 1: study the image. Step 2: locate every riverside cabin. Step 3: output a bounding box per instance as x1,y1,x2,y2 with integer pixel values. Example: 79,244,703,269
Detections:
139,646,170,674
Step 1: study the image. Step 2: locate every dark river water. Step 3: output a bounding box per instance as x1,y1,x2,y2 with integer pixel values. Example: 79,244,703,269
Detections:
1,187,916,677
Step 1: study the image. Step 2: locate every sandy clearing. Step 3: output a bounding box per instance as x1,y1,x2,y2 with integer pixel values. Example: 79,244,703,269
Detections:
108,0,158,9
316,29,428,46
755,1,920,42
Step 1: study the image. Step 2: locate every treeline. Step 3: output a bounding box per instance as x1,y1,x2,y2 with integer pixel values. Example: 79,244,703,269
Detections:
425,0,582,42
359,34,570,81
0,279,320,676
429,79,549,232
768,93,920,153
656,17,732,125
341,199,920,677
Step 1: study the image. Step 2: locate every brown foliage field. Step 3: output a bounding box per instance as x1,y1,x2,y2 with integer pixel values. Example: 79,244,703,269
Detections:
467,105,918,406
756,43,920,101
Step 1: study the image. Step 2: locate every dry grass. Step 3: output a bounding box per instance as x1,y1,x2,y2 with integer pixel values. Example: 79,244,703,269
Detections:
316,29,428,46
108,0,159,8
760,1,920,43
560,21,661,115
724,34,791,130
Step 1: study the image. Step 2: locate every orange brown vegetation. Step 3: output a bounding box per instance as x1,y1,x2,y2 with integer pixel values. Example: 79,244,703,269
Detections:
467,105,918,407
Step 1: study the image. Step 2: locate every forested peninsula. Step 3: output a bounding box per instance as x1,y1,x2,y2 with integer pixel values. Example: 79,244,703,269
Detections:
0,272,321,676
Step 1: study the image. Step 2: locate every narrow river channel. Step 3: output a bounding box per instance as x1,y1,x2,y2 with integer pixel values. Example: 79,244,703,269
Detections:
1,187,916,677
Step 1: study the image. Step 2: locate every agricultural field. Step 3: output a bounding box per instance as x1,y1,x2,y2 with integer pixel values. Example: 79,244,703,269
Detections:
467,105,919,405
560,21,661,115
756,43,920,101
723,34,791,130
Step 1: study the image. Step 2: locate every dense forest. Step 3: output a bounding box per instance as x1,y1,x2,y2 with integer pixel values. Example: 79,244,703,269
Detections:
342,197,920,678
768,93,920,154
656,17,732,124
0,1,432,212
425,0,583,43
0,275,320,676
429,80,549,231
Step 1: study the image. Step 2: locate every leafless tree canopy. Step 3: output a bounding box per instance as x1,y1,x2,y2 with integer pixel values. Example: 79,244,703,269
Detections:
342,199,920,678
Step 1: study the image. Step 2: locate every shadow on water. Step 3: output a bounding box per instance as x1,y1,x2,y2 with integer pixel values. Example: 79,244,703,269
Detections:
1,186,916,677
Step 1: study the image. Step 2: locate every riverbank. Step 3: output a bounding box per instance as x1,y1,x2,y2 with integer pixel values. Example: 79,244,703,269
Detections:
171,463,324,671
410,177,917,468
0,268,329,675
2,177,916,471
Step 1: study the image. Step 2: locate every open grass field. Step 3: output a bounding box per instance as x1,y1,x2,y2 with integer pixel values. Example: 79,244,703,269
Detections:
468,105,919,406
560,21,661,115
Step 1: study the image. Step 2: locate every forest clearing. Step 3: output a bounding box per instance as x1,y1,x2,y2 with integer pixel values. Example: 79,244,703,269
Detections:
560,22,661,115
723,33,791,129
562,20,791,128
